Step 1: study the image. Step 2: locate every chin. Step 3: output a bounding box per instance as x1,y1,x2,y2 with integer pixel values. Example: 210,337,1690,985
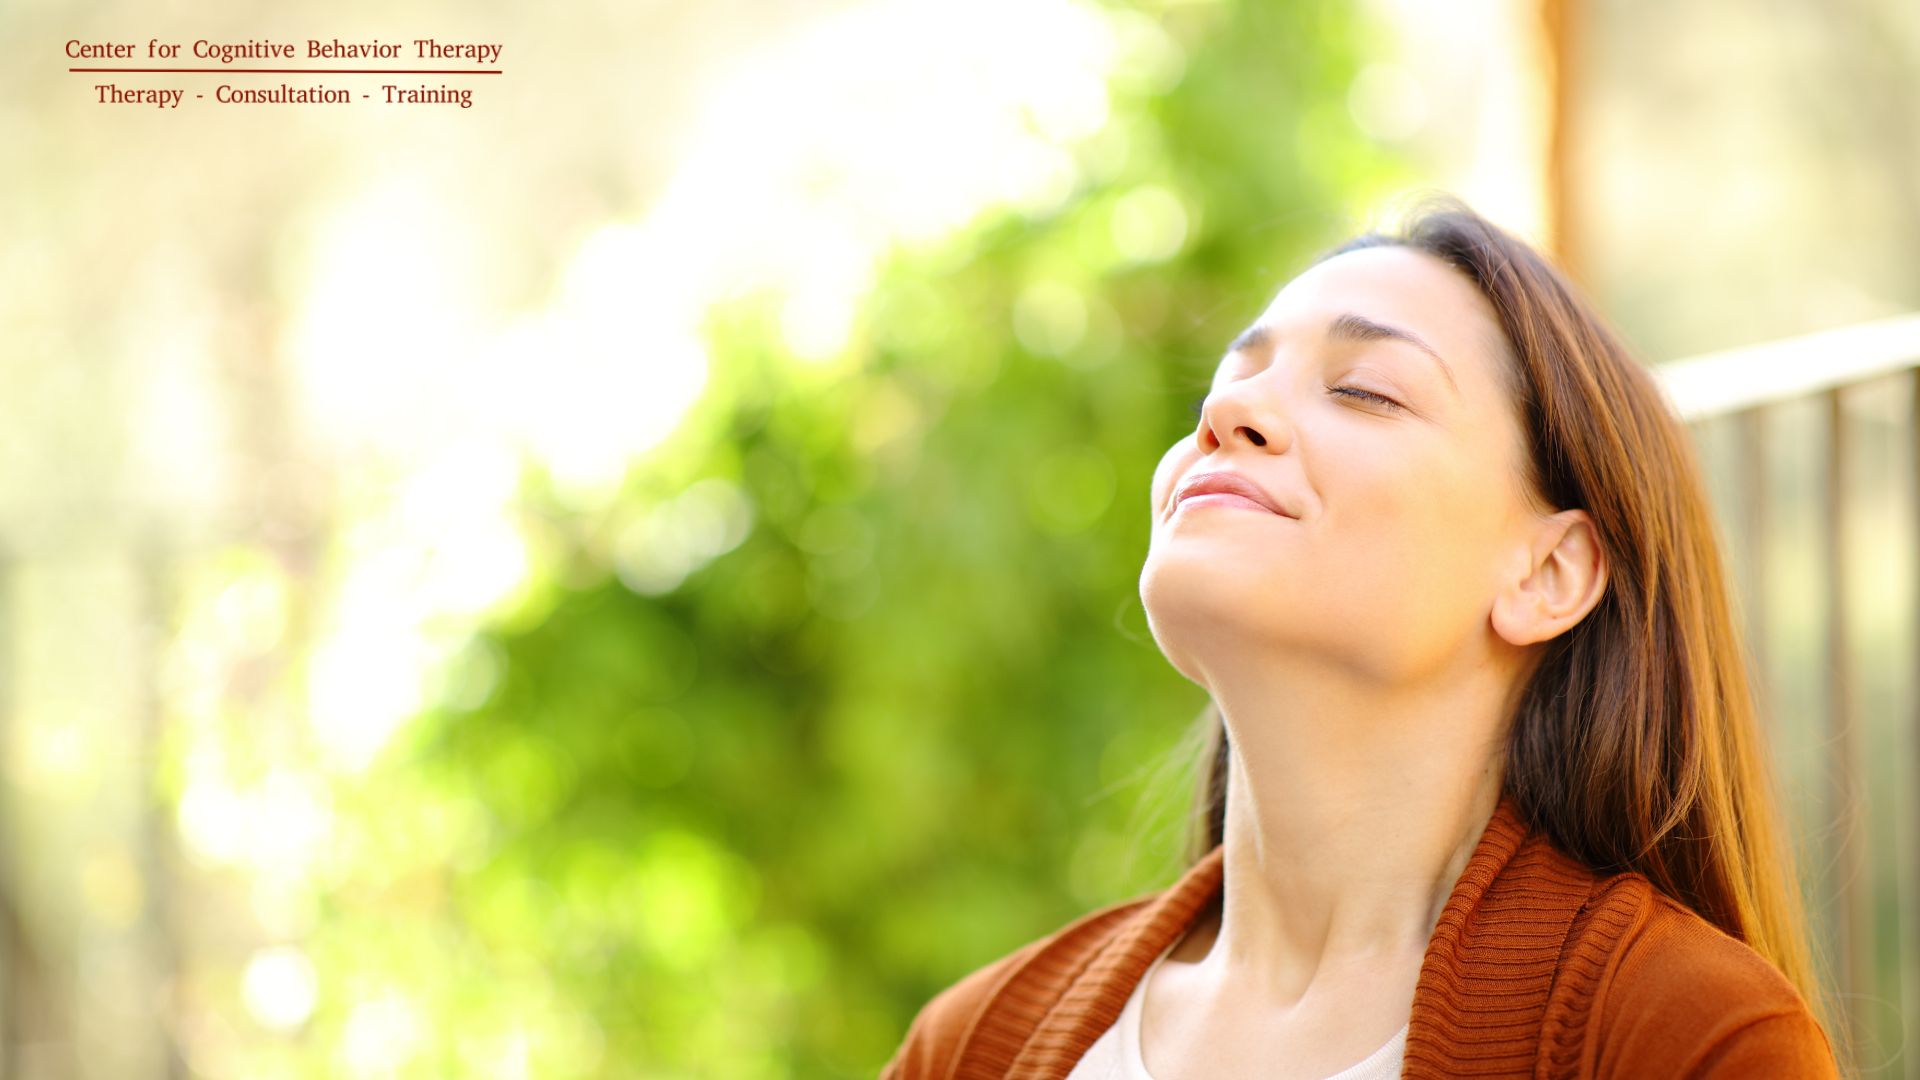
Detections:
1139,554,1274,681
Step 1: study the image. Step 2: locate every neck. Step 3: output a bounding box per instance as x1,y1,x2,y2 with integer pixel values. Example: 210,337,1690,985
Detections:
1191,651,1511,1006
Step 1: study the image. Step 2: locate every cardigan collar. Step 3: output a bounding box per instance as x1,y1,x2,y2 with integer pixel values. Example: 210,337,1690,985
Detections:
998,791,1597,1079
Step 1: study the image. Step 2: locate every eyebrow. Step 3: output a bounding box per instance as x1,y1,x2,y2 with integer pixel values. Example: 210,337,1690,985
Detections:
1228,312,1461,397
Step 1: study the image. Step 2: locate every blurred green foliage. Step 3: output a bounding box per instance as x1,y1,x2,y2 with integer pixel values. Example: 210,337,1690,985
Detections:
307,2,1412,1076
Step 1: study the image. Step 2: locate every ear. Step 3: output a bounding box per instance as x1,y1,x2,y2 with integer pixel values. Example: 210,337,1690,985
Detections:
1490,509,1608,647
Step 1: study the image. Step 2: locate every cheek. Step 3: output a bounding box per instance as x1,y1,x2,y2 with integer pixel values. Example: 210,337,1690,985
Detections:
1149,437,1199,518
1327,444,1504,581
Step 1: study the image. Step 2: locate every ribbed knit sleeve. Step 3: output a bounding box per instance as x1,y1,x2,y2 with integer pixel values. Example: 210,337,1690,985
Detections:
1583,892,1838,1078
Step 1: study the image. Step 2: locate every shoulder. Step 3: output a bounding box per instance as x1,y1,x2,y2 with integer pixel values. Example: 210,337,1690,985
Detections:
1572,878,1837,1078
877,893,1150,1080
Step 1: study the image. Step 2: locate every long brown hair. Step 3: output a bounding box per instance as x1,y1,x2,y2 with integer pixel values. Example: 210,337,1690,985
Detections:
1178,193,1835,1046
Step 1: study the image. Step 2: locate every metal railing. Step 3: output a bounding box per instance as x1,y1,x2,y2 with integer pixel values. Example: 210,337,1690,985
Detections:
1656,316,1920,1076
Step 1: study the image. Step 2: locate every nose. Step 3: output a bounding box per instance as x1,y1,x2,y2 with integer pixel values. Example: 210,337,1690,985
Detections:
1194,379,1294,455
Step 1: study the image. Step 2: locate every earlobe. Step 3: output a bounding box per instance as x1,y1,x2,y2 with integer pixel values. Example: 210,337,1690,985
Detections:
1491,510,1608,648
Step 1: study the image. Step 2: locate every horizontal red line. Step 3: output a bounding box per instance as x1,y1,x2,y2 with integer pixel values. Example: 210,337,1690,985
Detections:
69,67,500,74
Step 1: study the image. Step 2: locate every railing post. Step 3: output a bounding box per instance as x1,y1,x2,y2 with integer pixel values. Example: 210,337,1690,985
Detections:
0,547,12,1080
1908,370,1920,1075
1823,387,1871,1061
1737,408,1769,706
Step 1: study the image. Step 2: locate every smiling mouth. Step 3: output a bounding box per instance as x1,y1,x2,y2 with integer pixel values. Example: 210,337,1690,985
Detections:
1177,492,1270,511
1168,470,1294,520
1168,493,1290,521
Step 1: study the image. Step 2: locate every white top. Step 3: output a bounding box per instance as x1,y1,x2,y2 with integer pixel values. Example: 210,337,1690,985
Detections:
1064,940,1409,1080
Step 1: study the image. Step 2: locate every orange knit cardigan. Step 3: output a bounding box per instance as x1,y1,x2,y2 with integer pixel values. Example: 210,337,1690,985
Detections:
880,794,1838,1078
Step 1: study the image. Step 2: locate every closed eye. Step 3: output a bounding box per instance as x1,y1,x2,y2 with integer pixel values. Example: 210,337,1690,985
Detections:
1190,387,1405,417
1327,384,1404,412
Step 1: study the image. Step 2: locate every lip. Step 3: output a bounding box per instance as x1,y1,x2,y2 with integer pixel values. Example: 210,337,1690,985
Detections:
1170,470,1293,518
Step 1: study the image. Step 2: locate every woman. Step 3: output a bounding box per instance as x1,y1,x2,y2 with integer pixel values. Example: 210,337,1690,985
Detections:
879,197,1842,1079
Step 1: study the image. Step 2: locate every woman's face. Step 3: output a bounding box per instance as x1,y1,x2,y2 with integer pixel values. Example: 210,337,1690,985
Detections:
1139,244,1542,687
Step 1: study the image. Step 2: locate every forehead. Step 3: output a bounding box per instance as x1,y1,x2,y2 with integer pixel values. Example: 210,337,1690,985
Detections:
1241,246,1508,378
